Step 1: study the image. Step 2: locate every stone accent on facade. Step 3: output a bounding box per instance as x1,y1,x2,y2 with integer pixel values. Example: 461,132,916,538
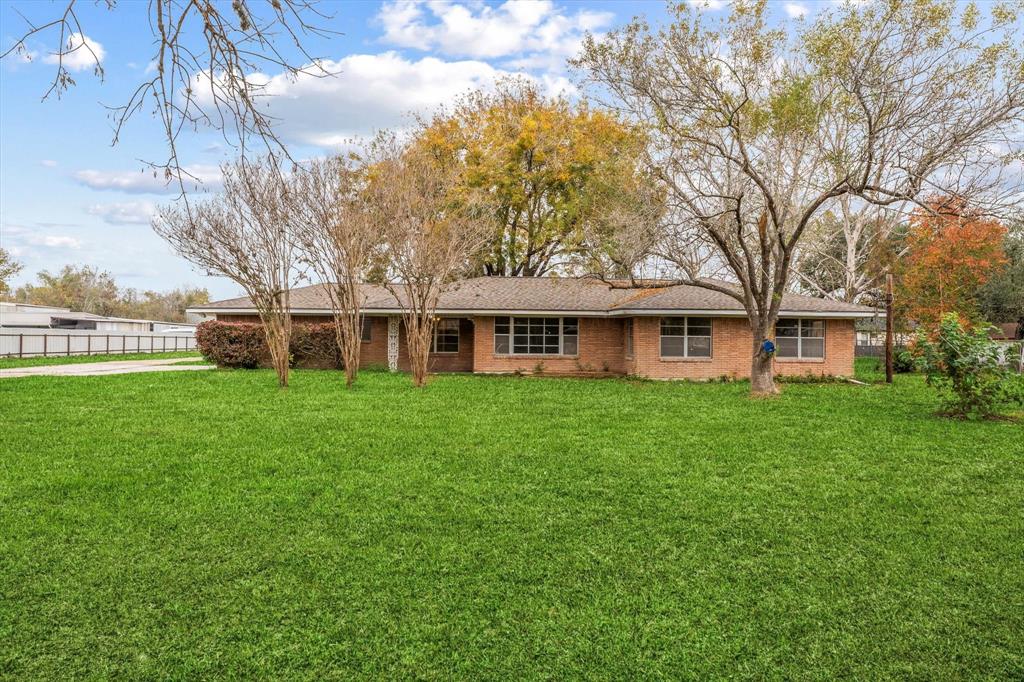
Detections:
387,316,400,372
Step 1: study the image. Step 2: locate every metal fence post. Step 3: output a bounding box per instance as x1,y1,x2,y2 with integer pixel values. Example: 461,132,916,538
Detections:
18,333,23,358
43,334,47,357
67,334,71,356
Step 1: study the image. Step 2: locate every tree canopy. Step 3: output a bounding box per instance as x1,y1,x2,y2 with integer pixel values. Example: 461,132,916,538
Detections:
898,197,1008,328
0,247,23,299
574,0,1024,394
10,264,208,322
413,78,652,277
977,216,1024,325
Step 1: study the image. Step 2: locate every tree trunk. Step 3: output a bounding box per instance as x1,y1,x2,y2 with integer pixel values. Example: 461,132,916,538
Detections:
336,310,360,389
259,301,290,389
343,354,357,388
405,315,432,388
339,322,357,388
749,323,778,396
750,351,777,395
267,317,290,388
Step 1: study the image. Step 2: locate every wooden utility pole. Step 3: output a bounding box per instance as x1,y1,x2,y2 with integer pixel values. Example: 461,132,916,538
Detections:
885,273,894,384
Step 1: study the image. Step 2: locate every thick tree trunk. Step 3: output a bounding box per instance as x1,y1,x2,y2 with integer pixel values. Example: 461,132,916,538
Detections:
750,350,777,395
749,321,778,396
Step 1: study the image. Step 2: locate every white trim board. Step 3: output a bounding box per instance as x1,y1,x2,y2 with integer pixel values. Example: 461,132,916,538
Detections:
189,307,878,319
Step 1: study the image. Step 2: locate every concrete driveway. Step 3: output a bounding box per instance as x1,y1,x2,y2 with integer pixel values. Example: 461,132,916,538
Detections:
0,357,214,379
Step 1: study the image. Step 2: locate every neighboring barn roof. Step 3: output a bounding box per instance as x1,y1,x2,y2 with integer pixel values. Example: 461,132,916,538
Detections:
190,277,878,317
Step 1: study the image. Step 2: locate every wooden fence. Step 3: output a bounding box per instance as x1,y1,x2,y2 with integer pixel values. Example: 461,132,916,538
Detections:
0,329,197,358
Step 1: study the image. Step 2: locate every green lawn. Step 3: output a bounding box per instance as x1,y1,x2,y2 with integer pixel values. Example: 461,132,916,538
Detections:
0,351,200,369
1,367,1021,678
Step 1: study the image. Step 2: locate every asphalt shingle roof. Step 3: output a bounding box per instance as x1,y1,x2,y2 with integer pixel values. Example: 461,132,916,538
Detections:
193,277,877,316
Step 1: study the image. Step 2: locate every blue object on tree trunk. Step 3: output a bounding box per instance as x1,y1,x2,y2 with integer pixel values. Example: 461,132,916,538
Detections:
761,339,776,354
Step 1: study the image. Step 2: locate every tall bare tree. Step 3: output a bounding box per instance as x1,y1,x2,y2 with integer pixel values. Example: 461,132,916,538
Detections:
293,156,380,388
365,133,492,387
2,0,334,191
575,0,1024,394
154,156,298,387
794,196,906,305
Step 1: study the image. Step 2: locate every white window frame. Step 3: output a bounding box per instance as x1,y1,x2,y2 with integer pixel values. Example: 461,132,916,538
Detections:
775,318,825,360
493,316,578,356
659,317,713,359
430,318,460,354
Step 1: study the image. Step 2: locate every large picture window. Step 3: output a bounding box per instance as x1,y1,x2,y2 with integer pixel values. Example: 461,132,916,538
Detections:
493,317,578,355
431,319,460,353
775,319,825,359
660,317,712,358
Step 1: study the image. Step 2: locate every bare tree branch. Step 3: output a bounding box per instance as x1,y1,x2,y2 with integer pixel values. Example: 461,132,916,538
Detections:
3,0,339,195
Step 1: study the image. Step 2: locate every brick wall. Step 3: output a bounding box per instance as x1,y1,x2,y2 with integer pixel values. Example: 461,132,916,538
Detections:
393,317,475,373
628,316,855,380
210,313,473,372
471,316,627,375
214,312,855,379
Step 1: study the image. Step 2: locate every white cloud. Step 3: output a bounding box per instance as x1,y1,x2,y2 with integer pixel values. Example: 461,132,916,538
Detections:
40,159,58,168
42,32,104,71
72,165,221,194
377,0,612,66
87,201,158,225
784,2,809,18
194,52,571,148
35,235,82,249
685,0,727,10
2,224,82,250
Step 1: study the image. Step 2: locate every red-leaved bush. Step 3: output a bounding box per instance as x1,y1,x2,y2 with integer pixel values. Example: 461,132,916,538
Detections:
196,320,343,369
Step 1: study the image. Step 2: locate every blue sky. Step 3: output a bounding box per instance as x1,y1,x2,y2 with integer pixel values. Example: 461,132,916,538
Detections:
1,0,827,299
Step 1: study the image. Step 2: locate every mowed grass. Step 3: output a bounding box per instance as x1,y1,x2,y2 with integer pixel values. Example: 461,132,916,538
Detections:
0,351,200,369
1,366,1021,679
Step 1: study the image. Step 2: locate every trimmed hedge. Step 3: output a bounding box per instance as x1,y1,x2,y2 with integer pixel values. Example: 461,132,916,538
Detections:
195,320,343,369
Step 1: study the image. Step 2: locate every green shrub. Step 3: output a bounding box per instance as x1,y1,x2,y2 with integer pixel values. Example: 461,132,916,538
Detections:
911,313,1024,418
893,347,915,373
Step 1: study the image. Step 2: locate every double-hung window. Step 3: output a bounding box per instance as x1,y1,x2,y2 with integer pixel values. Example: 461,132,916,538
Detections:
431,319,460,353
775,319,824,359
360,317,372,342
624,318,634,358
660,317,712,358
493,317,578,355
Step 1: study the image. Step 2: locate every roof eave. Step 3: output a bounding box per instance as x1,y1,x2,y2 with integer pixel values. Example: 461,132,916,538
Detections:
188,306,880,318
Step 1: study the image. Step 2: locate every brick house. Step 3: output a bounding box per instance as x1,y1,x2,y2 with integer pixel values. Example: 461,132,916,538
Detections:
189,277,876,379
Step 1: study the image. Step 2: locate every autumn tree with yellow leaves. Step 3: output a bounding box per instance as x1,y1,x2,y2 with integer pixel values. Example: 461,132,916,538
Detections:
415,78,654,277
